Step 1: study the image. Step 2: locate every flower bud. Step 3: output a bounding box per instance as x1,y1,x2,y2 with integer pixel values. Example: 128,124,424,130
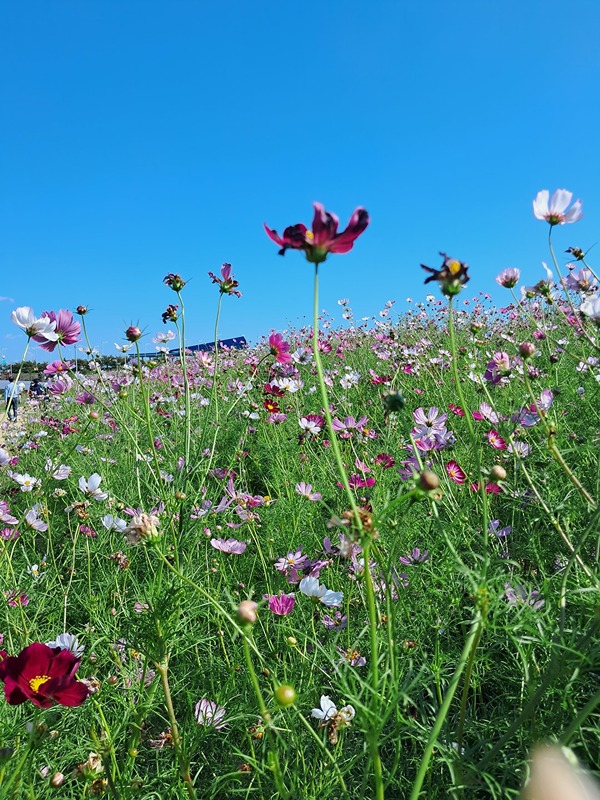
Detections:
50,772,65,788
237,600,258,625
89,410,100,420
286,636,298,646
275,684,297,707
419,470,440,491
490,465,507,481
518,341,536,359
76,305,88,316
125,326,142,342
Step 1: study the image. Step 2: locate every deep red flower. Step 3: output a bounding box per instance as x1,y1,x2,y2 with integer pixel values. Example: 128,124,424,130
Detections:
0,642,90,708
264,203,369,264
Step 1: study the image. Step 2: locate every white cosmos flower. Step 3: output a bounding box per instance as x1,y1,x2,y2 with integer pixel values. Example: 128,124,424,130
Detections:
299,576,343,607
79,473,108,501
10,307,58,340
11,473,40,492
580,294,600,322
311,695,337,721
46,632,85,657
533,189,583,225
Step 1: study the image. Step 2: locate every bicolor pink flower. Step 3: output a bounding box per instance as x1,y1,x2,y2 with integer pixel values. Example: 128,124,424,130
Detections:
446,460,466,484
44,360,72,376
264,202,369,264
195,698,227,729
34,310,81,351
487,430,507,450
533,189,583,226
268,332,292,364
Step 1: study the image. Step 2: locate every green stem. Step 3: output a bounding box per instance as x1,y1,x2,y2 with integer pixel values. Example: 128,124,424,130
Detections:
155,659,197,800
409,611,484,800
176,293,192,488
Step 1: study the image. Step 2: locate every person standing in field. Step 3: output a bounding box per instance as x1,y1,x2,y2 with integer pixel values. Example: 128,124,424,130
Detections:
4,377,21,421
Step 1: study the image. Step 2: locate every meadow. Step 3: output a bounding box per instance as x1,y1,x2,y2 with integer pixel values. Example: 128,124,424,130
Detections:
0,195,599,799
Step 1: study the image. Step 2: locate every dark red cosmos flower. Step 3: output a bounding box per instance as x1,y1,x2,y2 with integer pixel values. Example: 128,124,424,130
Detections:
264,203,369,264
0,643,89,708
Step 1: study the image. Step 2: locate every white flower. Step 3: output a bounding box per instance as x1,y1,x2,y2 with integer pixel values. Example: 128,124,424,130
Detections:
46,632,85,658
10,307,58,340
11,473,40,492
79,473,108,501
27,563,41,580
311,695,338,721
115,343,133,353
299,576,343,607
102,514,127,532
533,189,583,225
580,294,600,322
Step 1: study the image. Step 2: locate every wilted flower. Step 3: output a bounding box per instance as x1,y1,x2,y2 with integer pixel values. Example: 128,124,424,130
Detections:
264,202,369,264
533,189,583,226
208,263,242,297
163,273,186,291
124,514,161,545
421,253,470,297
311,695,355,744
161,304,179,324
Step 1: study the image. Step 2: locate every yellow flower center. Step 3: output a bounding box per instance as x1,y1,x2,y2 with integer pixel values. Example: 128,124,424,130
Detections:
29,675,51,693
448,260,462,275
305,231,314,242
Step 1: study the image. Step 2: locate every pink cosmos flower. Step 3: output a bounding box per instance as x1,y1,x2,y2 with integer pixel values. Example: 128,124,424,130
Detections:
44,360,72,376
34,310,81,352
264,202,369,264
295,482,322,501
495,268,521,288
268,332,292,364
533,189,583,226
210,538,247,554
265,593,296,616
487,430,507,450
446,461,466,484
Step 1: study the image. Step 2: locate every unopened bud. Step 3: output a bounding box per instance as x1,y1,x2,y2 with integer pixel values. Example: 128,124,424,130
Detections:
419,470,440,491
125,326,142,342
76,305,88,316
518,341,536,359
489,465,507,481
286,636,298,646
89,410,100,420
50,772,65,788
275,684,297,707
237,600,257,625
175,491,186,501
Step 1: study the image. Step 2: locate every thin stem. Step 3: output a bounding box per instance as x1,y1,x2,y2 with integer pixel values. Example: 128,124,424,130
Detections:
155,659,197,800
409,611,484,800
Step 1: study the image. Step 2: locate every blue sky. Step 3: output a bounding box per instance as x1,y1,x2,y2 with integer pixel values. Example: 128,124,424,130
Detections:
1,0,599,363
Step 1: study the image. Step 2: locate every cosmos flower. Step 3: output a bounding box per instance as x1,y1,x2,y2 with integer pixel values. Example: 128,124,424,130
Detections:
208,263,242,297
421,253,470,296
532,189,583,226
194,698,227,729
265,593,296,616
265,202,369,264
210,538,247,554
0,642,89,708
495,268,521,288
299,576,343,607
268,332,292,364
34,310,81,351
446,461,466,484
10,307,58,341
295,482,322,501
79,474,108,501
580,294,600,323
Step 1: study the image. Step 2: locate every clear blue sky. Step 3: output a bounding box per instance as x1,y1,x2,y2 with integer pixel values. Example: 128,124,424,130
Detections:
1,0,599,363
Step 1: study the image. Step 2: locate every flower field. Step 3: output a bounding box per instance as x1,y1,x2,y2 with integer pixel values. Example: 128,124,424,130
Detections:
0,195,598,799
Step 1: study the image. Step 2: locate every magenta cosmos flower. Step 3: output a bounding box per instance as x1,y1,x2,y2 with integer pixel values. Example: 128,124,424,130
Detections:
208,263,242,297
264,202,369,264
34,310,81,352
268,332,292,364
265,593,296,616
533,190,583,226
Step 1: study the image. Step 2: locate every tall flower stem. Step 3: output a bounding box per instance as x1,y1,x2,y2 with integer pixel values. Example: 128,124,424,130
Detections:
155,659,197,800
133,341,166,491
1,339,30,422
311,264,383,800
409,611,484,800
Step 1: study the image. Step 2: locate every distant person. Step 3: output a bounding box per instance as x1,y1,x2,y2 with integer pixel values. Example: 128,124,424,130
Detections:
4,377,21,421
29,378,45,398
